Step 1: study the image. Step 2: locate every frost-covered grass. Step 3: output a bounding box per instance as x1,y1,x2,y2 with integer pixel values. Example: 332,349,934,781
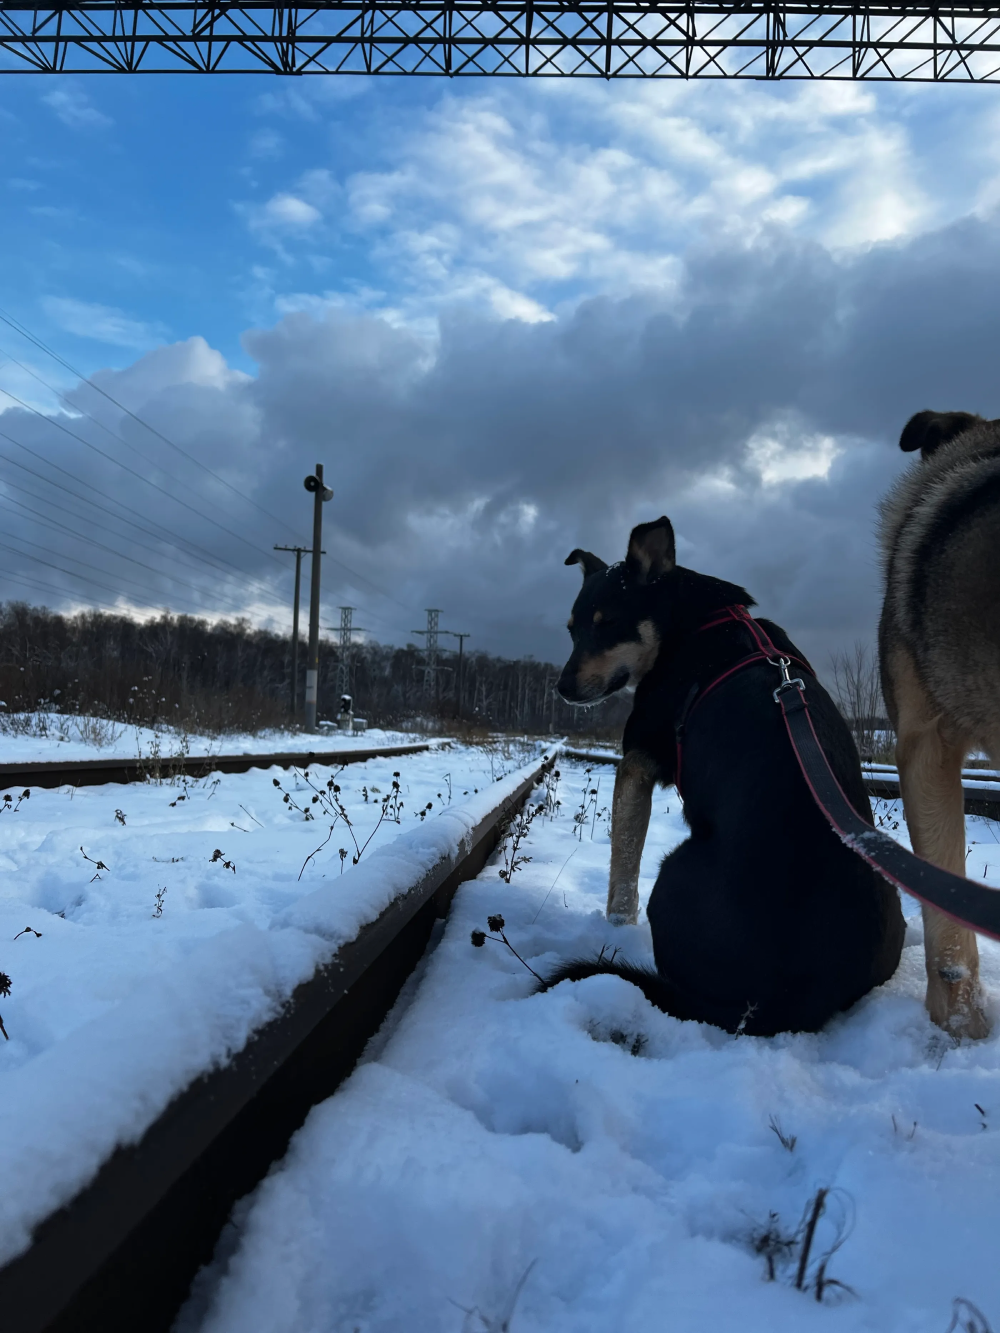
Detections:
184,766,1000,1333
0,713,417,763
0,740,550,1266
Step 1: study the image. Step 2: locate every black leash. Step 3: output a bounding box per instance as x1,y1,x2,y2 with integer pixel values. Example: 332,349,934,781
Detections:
771,658,1000,944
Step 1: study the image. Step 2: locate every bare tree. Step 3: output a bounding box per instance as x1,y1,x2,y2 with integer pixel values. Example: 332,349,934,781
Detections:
828,641,893,763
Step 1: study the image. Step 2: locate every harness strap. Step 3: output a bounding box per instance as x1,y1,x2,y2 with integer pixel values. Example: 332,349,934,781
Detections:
674,605,810,797
775,677,1000,943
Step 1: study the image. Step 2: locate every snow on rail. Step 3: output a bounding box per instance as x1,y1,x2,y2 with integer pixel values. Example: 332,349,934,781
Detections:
0,747,551,1271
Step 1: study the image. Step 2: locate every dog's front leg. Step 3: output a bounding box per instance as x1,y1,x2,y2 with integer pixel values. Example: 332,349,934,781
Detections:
608,750,656,925
891,652,988,1039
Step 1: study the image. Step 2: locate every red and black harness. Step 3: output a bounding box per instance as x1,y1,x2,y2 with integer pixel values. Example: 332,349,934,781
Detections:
675,604,1000,943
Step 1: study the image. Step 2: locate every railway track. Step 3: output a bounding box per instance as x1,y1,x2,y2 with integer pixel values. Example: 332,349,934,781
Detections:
561,748,1000,820
0,749,556,1333
0,740,433,792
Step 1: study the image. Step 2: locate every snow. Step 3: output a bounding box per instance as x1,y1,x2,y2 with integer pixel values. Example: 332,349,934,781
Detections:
0,714,418,765
184,771,1000,1333
0,737,549,1266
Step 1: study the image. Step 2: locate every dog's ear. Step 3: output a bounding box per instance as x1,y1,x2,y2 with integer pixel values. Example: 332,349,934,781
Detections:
625,517,676,584
899,410,983,459
564,549,608,579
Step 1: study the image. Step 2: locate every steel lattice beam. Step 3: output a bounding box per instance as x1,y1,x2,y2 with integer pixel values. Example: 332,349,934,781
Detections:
3,2,1000,76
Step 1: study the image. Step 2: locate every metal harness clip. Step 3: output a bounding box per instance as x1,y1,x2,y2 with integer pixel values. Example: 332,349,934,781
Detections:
767,655,806,704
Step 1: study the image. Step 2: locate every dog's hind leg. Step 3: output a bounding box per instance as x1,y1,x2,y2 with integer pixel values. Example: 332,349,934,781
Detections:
607,750,656,925
891,651,989,1039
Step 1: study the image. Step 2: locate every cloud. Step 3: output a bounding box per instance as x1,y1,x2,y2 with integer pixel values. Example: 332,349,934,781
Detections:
261,193,321,229
41,298,166,349
41,87,112,130
9,80,1000,672
233,78,958,341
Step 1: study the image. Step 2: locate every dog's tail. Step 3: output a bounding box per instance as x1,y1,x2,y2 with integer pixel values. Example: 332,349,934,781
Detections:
538,954,677,1013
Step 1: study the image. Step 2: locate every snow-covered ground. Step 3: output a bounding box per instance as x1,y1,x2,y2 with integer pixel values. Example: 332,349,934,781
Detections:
183,764,1000,1333
0,738,548,1266
0,714,417,765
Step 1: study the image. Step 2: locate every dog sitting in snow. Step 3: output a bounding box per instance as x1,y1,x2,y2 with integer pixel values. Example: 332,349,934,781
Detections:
548,516,904,1036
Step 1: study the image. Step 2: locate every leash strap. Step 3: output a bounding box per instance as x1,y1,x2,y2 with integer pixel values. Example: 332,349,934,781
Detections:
774,672,1000,943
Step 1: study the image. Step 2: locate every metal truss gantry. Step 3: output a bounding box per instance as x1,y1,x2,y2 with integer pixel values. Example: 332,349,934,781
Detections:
4,3,1000,79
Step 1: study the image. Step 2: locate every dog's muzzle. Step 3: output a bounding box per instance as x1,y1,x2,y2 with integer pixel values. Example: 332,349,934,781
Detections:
557,663,628,704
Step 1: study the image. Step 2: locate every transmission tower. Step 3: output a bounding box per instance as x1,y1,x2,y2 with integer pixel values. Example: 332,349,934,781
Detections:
412,609,446,697
334,606,366,698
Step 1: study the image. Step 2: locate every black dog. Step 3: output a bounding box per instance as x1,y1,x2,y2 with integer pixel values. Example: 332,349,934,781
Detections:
549,517,904,1036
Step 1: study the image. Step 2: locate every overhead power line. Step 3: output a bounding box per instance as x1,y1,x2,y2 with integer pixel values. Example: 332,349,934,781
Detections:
0,305,302,540
0,424,282,595
0,306,437,628
0,467,271,594
0,381,289,570
0,319,412,611
0,492,263,616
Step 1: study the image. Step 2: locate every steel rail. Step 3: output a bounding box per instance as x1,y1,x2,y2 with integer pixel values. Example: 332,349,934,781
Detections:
0,739,433,791
0,749,556,1333
560,747,1000,820
5,2,1000,78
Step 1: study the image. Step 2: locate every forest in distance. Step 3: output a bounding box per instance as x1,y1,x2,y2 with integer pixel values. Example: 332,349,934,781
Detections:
0,601,631,739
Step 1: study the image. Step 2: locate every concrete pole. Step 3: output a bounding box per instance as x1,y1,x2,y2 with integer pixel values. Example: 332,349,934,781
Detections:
274,544,310,717
304,463,332,732
291,548,302,717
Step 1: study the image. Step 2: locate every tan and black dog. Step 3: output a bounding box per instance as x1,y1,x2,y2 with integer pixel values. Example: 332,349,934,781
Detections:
879,409,1000,1039
550,517,903,1036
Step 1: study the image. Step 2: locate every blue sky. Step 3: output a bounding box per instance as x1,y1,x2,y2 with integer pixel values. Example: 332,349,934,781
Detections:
3,73,1000,665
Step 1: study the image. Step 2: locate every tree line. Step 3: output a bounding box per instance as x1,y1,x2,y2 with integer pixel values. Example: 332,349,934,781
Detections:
0,601,629,739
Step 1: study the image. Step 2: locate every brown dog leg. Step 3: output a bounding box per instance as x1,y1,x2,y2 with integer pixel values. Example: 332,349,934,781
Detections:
892,655,988,1038
607,750,656,924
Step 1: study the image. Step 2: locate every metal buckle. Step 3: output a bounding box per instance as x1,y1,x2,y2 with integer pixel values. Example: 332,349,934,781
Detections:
768,655,805,703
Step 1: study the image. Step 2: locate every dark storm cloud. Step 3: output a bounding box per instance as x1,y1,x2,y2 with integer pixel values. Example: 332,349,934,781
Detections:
3,209,1000,668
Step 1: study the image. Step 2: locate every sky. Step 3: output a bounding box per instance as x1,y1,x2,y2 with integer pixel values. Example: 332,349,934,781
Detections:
2,73,1000,670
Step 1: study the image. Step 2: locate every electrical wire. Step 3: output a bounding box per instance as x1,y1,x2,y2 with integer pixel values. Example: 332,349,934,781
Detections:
0,535,165,604
0,466,267,591
0,307,427,623
0,492,262,615
0,315,416,611
0,425,283,593
0,567,128,611
0,305,303,540
0,382,290,569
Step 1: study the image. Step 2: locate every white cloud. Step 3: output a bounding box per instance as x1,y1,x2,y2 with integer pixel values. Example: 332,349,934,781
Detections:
262,193,321,229
238,79,958,333
41,297,166,349
746,420,842,485
41,87,111,130
249,128,284,160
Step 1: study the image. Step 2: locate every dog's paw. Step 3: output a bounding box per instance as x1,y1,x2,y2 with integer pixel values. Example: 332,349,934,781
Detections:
607,910,638,927
926,977,991,1041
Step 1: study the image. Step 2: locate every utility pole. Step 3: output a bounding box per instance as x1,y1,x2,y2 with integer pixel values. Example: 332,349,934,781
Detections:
274,544,310,717
303,464,333,732
441,629,471,717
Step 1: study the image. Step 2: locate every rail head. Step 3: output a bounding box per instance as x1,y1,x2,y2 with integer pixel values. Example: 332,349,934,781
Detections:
0,740,436,791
